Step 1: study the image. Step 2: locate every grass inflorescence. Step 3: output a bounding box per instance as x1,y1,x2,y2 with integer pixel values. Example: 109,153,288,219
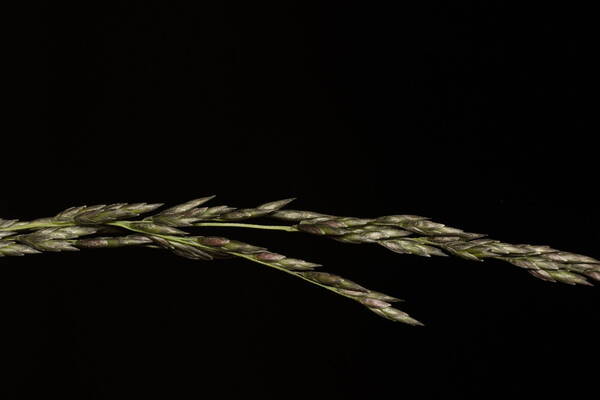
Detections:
2,196,598,326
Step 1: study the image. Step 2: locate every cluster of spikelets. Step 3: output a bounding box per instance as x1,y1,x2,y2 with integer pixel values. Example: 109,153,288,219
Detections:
1,196,598,326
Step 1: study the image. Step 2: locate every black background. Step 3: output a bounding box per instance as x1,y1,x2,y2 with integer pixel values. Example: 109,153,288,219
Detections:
3,1,598,399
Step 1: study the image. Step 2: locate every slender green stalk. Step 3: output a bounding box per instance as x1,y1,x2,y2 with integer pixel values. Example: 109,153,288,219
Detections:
194,222,298,232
